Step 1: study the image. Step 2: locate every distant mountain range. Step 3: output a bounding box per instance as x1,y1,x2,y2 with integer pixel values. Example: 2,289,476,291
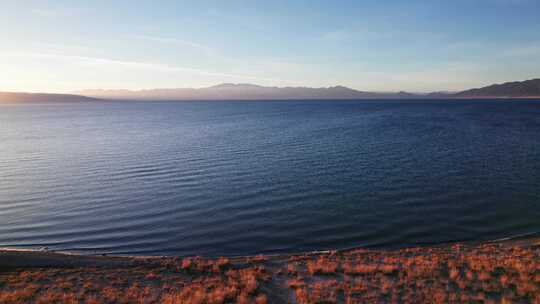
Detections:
74,78,540,100
454,78,540,98
1,79,539,103
0,92,99,103
74,83,419,100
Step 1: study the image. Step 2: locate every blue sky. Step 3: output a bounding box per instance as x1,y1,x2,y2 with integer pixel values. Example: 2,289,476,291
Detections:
1,0,539,92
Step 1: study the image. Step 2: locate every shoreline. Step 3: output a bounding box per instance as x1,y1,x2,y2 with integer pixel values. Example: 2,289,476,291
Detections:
2,232,539,267
1,238,539,303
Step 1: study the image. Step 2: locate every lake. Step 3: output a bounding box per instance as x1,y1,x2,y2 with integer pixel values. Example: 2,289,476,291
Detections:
1,100,539,257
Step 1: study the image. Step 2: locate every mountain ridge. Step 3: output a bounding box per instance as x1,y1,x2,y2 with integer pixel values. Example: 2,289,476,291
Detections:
455,78,540,97
2,79,540,103
0,92,100,103
74,79,540,100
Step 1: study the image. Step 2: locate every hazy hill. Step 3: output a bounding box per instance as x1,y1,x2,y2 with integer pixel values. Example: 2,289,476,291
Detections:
76,79,540,100
455,79,540,98
75,84,420,100
3,79,539,103
0,92,99,103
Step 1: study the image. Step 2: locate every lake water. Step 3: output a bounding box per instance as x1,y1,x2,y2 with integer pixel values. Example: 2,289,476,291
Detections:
1,100,539,257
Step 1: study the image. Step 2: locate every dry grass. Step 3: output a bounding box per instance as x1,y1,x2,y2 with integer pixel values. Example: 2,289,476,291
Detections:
1,242,539,303
306,256,339,275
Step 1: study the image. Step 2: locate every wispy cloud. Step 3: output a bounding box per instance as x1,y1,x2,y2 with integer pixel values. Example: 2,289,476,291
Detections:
320,28,446,44
321,30,354,42
320,29,386,42
0,51,280,83
36,42,97,53
31,9,61,17
130,35,217,57
502,43,540,57
31,7,80,18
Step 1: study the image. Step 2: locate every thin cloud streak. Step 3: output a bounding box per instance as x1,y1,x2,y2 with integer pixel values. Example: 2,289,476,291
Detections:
130,35,217,57
31,9,62,17
502,44,540,57
31,7,81,18
0,52,282,84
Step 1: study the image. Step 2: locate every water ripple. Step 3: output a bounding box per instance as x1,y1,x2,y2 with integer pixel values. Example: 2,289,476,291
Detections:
0,100,539,256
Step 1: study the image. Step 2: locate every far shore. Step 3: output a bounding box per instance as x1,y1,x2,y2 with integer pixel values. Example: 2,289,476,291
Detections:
1,237,539,303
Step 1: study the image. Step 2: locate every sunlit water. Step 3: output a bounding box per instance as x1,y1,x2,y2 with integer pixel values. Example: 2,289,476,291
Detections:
1,100,539,256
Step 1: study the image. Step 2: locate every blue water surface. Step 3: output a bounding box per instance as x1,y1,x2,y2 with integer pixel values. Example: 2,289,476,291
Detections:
1,100,539,256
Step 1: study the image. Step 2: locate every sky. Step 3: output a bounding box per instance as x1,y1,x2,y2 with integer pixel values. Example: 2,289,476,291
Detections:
1,0,539,93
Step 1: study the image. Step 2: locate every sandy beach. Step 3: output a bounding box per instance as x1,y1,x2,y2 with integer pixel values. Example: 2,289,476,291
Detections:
1,238,539,303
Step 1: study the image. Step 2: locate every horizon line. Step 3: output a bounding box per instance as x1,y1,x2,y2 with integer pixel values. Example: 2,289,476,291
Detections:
5,77,540,95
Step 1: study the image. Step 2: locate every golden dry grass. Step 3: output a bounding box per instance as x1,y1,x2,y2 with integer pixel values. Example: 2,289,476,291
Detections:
0,242,539,303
